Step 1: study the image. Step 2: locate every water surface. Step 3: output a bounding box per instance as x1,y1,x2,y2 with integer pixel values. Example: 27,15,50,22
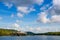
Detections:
0,36,60,40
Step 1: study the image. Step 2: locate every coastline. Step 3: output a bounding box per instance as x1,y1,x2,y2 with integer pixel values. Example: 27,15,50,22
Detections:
0,29,60,36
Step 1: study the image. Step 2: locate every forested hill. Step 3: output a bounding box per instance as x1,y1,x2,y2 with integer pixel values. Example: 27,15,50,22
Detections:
0,29,18,36
0,29,60,36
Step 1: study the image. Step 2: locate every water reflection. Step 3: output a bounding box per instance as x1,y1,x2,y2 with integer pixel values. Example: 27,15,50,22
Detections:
0,36,60,40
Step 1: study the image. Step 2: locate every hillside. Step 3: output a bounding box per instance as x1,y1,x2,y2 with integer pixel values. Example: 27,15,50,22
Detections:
0,29,60,36
45,32,60,35
0,29,18,36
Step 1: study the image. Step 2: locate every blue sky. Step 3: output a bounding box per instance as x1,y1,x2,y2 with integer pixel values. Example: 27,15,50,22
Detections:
0,0,60,33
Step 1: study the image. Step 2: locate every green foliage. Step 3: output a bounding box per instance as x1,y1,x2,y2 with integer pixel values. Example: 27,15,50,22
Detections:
0,29,17,36
0,29,60,36
47,32,60,35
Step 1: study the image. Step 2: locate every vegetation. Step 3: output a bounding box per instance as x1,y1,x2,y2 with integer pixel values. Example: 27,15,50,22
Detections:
45,32,60,35
34,32,60,36
0,29,18,36
0,29,26,36
0,29,60,36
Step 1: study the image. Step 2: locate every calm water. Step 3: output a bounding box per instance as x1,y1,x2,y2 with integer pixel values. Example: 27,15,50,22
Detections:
0,36,60,40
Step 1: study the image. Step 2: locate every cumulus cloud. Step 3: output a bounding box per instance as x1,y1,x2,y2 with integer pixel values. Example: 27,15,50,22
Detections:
17,12,24,18
13,23,19,28
29,27,34,31
50,0,60,23
0,0,42,15
20,26,60,33
37,0,60,23
37,12,60,23
35,27,41,33
51,15,60,23
16,20,20,23
1,23,60,33
49,6,60,15
0,0,43,18
34,0,43,5
25,26,34,32
16,20,22,23
11,14,14,18
38,27,60,33
46,0,60,23
51,0,60,15
17,6,36,17
4,2,13,8
17,7,29,14
12,23,21,31
0,0,43,6
17,6,36,14
53,0,60,6
37,12,50,23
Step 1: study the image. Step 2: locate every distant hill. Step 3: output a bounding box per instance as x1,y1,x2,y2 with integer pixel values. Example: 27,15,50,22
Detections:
0,29,60,36
26,32,35,35
0,29,18,36
45,32,60,35
0,29,27,36
34,32,60,35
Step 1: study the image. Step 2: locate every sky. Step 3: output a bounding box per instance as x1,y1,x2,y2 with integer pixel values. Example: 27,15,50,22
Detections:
0,0,60,33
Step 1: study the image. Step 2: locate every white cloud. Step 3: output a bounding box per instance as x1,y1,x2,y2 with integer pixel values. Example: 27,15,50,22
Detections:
11,14,14,18
17,12,24,17
37,12,60,23
14,23,19,28
47,0,60,23
36,27,40,31
16,20,20,23
35,27,41,33
35,27,60,33
21,26,35,32
0,0,43,6
29,27,34,31
53,0,60,6
17,6,36,18
4,2,13,8
29,7,36,12
38,12,50,23
20,26,60,33
12,23,21,31
17,6,36,14
26,26,34,31
16,20,22,23
51,15,60,22
37,0,60,23
17,7,29,13
34,0,43,5
52,0,60,15
4,24,60,33
40,4,53,11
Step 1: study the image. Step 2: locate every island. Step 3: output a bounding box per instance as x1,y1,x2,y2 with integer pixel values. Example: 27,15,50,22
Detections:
0,29,60,36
